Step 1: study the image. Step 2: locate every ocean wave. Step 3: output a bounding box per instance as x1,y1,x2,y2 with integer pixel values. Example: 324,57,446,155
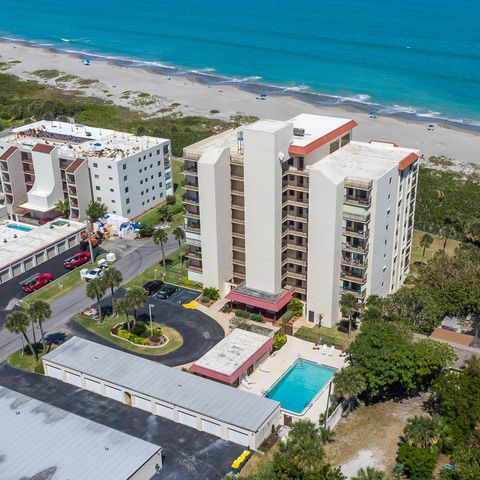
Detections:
216,75,262,84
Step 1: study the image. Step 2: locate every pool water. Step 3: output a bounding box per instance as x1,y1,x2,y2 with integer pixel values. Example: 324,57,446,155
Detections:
266,359,336,414
7,224,32,232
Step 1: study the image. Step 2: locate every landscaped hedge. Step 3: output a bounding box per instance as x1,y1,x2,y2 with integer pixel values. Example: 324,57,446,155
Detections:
250,313,263,322
273,331,287,351
235,309,251,319
117,329,148,345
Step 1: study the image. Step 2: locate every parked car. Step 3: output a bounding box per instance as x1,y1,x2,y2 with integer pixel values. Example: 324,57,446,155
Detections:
20,273,53,293
156,284,177,299
64,251,91,270
143,280,164,295
84,266,106,281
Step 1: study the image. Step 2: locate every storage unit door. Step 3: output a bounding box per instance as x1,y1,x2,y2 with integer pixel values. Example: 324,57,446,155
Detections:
45,364,63,380
178,411,197,428
85,378,102,394
133,395,152,412
228,428,250,446
105,385,123,402
201,419,222,436
155,403,174,420
65,371,81,387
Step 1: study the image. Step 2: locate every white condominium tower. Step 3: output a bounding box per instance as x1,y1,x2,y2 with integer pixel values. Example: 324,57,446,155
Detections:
0,121,173,221
182,114,419,327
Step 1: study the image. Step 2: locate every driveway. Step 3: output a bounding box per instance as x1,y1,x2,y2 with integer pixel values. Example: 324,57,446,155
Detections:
69,296,224,366
0,365,243,480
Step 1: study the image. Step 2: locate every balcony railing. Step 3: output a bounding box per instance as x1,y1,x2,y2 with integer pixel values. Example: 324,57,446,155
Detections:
282,242,307,253
185,250,202,260
340,287,367,299
283,213,308,224
282,226,308,238
282,270,307,281
184,181,199,191
182,167,198,176
282,256,307,267
345,179,373,191
183,196,199,205
342,211,371,223
185,224,201,234
341,258,368,268
187,263,203,273
343,227,369,239
340,272,367,284
344,195,371,207
342,242,369,254
184,209,200,220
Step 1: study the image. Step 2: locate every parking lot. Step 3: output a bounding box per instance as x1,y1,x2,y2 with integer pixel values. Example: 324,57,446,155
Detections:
155,284,201,305
0,245,102,324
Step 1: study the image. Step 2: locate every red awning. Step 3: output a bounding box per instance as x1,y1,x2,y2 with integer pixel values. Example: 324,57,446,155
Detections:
226,289,292,313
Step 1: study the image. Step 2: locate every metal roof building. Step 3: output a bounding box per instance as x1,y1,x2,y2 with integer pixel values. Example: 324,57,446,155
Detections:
0,386,162,480
43,337,281,449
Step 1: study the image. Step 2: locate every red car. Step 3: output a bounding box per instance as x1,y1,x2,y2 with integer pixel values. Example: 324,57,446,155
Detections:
20,273,53,293
64,251,91,270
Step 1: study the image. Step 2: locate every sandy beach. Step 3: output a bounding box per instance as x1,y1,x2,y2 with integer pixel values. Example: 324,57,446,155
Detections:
0,41,479,165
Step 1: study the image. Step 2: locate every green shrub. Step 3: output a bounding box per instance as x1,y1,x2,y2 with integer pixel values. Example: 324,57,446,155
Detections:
235,309,251,319
203,287,220,301
397,443,437,480
128,334,148,345
152,327,162,337
200,295,210,303
170,203,184,215
273,331,287,351
221,302,232,313
138,225,154,237
166,195,176,205
287,298,304,318
34,361,45,374
250,313,263,322
132,323,147,336
281,310,295,324
117,329,131,340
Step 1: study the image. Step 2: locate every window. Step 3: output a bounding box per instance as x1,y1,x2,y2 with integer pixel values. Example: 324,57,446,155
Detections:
127,208,131,214
144,167,147,171
109,177,113,181
140,180,143,185
329,140,340,153
143,155,146,160
138,158,141,163
141,191,144,196
152,186,155,190
93,162,98,168
150,164,153,169
147,199,150,203
386,225,389,230
158,172,162,177
384,239,388,245
157,149,160,155
123,164,127,170
389,177,392,184
108,165,112,169
149,153,152,158
109,188,114,192
94,174,99,179
157,161,161,166
146,188,149,193
387,194,391,200
126,198,130,204
96,196,102,201
125,187,129,193
123,175,127,181
142,201,145,206
95,186,100,191
341,133,350,147
153,196,156,201
387,208,391,215
139,169,142,174
166,182,172,189
151,175,154,179
383,266,387,272
111,199,115,203
112,210,116,214
159,182,163,188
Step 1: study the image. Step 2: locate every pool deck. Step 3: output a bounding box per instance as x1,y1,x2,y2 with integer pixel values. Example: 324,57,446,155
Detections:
238,336,347,423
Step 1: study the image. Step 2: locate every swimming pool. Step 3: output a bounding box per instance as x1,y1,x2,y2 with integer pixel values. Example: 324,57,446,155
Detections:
7,224,32,232
265,359,336,414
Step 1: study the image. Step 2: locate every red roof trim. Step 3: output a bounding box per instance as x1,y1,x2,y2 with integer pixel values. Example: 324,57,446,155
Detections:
191,337,274,384
399,152,418,171
288,120,357,156
369,139,399,147
0,146,17,161
226,289,293,312
66,158,85,174
32,143,55,154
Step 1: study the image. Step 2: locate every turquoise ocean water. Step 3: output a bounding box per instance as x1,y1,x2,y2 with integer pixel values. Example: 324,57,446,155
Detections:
0,0,479,125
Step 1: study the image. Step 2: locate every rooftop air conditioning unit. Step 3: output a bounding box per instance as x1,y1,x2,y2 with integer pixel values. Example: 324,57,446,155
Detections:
293,128,305,137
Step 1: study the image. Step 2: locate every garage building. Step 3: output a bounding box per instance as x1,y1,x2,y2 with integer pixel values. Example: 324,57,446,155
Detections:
43,337,281,449
0,386,162,480
191,328,274,386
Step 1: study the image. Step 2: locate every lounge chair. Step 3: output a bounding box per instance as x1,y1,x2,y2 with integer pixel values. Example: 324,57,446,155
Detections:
328,345,335,356
241,379,252,389
259,366,271,373
245,375,256,385
321,344,328,355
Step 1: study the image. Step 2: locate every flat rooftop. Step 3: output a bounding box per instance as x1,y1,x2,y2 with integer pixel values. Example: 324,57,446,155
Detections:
0,219,85,271
192,328,273,377
183,127,243,159
310,140,419,181
1,120,169,161
0,386,161,480
43,336,280,433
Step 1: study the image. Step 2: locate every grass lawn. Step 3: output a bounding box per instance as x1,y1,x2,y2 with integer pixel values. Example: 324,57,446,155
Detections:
76,314,183,356
7,343,57,373
294,324,353,349
411,229,460,264
21,255,107,305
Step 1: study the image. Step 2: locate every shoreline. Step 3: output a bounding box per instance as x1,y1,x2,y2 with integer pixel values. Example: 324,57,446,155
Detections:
0,38,479,164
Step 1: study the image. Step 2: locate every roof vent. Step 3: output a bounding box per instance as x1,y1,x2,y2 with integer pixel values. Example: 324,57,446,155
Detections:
293,128,305,137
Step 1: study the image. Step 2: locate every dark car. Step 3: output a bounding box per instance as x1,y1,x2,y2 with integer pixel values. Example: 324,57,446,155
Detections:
143,280,164,295
156,284,177,299
64,251,91,270
20,273,53,293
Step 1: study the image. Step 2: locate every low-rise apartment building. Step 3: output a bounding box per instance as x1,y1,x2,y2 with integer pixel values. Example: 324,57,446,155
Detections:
181,114,419,327
0,121,173,221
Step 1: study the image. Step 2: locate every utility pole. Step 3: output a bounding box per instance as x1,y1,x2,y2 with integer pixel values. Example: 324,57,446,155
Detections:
85,220,95,262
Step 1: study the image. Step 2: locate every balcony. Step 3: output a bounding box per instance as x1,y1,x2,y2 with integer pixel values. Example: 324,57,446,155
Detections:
342,242,369,254
341,257,367,268
182,166,198,177
183,195,199,206
0,160,8,172
3,183,12,193
340,287,367,300
282,269,307,281
282,241,307,253
231,199,245,211
282,197,308,209
232,243,245,252
187,263,203,273
21,157,33,165
283,212,308,224
282,226,308,238
344,195,371,207
282,256,307,267
342,211,370,223
184,208,200,220
2,173,11,184
232,230,245,239
185,248,202,260
340,271,367,284
343,227,369,239
185,223,201,234
68,186,78,197
345,179,373,191
231,188,244,196
283,166,309,178
282,179,309,193
184,180,199,191
232,257,246,267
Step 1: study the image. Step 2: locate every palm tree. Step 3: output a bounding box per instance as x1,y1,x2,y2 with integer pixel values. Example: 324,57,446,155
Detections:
333,366,366,415
5,310,37,359
352,467,388,480
153,228,169,269
55,198,70,218
420,233,434,259
463,221,480,245
28,300,51,355
173,226,185,249
340,292,357,337
114,297,132,332
85,200,108,224
439,225,455,251
318,426,335,444
403,415,451,452
125,286,147,326
157,204,172,224
86,278,107,321
102,267,123,315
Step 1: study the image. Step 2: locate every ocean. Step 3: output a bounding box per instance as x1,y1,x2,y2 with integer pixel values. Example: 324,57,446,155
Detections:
0,0,479,125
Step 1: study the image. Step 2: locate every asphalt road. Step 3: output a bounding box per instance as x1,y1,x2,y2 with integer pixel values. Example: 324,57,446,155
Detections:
0,244,101,316
0,235,182,362
0,364,243,480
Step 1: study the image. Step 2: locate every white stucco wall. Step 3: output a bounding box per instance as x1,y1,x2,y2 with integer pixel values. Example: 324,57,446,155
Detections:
197,147,233,295
243,120,292,294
